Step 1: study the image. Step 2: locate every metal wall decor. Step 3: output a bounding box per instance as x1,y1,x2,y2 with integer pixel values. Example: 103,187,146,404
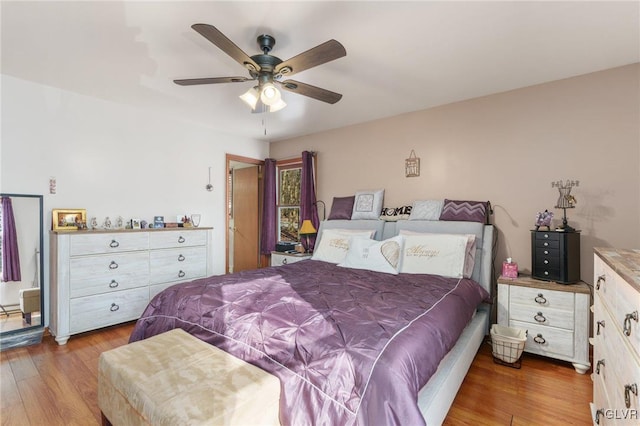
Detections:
405,150,420,177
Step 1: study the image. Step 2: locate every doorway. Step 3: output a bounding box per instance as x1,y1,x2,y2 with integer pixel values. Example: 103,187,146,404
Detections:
226,155,264,273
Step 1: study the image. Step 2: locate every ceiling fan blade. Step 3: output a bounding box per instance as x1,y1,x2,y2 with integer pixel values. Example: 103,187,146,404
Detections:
174,77,252,86
191,24,260,73
278,80,342,104
275,40,346,78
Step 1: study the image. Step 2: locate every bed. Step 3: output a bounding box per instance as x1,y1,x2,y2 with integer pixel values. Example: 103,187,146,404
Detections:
130,219,495,425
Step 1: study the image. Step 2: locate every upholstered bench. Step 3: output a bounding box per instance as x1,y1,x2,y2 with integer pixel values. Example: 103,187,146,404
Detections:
98,328,281,426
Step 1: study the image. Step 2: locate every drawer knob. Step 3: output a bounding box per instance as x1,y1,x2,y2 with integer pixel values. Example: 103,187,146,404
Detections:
623,311,638,336
625,383,638,409
109,261,119,270
596,274,605,290
533,334,546,345
595,409,604,425
596,359,605,375
110,303,119,312
543,271,549,276
534,312,546,323
534,294,547,304
109,280,119,288
178,254,185,262
109,240,120,248
543,250,549,255
543,234,549,238
178,270,186,278
543,242,549,247
543,259,549,265
178,236,186,243
282,258,288,265
597,320,605,335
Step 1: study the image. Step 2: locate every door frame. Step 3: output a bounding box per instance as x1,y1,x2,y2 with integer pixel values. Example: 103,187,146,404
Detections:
225,154,264,274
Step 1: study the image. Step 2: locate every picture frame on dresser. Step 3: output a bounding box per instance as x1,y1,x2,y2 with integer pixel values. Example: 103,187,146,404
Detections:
52,208,86,230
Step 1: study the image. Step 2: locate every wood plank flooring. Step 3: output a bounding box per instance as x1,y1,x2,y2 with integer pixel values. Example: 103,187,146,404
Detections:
1,323,592,425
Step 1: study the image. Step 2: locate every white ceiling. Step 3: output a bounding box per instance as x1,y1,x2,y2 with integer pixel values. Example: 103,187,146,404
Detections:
2,1,638,142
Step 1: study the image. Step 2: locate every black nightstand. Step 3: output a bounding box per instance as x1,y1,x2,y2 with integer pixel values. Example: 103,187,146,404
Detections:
531,230,580,283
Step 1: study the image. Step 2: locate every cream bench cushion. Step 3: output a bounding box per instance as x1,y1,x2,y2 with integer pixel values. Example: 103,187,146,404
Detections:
98,328,281,425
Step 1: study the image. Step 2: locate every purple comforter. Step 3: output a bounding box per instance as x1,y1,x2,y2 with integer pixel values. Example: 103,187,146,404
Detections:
130,260,489,425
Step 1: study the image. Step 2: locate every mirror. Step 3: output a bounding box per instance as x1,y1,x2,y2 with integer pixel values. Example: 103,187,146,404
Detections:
0,193,45,350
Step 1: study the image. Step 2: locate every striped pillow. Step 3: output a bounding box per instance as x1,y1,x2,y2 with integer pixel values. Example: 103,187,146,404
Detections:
439,199,488,223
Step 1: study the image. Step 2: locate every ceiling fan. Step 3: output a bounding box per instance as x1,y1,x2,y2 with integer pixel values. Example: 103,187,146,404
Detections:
174,24,347,112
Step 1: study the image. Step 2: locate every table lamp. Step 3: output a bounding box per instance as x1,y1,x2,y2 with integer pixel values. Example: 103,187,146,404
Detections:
299,220,317,253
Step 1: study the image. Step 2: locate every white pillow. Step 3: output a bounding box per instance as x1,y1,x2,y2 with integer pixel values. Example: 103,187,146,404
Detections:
311,229,375,264
399,231,477,278
338,235,404,275
399,232,475,278
351,189,385,220
409,200,444,220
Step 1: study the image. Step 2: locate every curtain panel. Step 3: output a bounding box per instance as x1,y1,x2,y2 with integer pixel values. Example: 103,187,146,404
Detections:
260,159,277,255
1,197,21,282
300,151,320,252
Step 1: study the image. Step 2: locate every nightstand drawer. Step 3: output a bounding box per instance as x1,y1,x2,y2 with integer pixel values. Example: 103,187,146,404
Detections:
509,302,574,330
509,285,574,311
535,239,560,249
535,232,560,241
271,252,311,266
511,320,574,359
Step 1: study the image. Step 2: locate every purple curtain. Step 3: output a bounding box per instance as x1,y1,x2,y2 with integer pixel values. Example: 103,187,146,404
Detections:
260,159,277,255
300,151,320,251
1,197,21,282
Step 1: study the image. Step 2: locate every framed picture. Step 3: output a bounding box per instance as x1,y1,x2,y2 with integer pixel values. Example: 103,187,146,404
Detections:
52,209,87,230
131,218,141,229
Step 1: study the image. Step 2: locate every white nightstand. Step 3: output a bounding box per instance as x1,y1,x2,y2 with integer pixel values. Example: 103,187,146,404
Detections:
497,274,590,374
270,251,312,266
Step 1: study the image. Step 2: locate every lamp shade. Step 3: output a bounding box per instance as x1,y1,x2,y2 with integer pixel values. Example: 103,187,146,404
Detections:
299,219,317,235
260,83,282,106
239,86,260,110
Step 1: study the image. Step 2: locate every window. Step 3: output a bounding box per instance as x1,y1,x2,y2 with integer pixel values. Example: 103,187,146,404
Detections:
277,160,302,242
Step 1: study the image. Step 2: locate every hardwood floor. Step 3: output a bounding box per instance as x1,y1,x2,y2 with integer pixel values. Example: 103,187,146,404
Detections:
1,324,592,425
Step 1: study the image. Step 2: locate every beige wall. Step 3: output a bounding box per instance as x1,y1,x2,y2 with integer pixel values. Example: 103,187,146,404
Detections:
270,64,640,284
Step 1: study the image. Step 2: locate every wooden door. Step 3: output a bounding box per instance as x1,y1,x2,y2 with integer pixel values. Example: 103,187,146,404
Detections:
231,166,260,272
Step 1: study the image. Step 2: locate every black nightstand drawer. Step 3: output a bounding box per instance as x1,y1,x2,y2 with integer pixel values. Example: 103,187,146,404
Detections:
535,232,560,241
531,230,580,283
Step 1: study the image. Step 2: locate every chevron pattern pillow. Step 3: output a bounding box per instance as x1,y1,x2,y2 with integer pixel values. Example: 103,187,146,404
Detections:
439,199,488,223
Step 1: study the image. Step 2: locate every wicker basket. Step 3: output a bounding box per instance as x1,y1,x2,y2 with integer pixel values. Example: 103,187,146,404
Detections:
491,324,527,368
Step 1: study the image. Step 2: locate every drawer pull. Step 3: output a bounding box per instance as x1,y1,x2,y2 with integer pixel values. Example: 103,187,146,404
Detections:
596,359,605,375
178,270,186,278
543,242,549,247
533,334,546,344
110,303,120,312
625,383,638,408
623,311,638,336
534,312,546,323
596,274,605,290
109,240,120,248
543,259,549,264
597,320,605,335
543,271,549,276
109,261,118,270
595,409,604,425
178,254,185,262
178,236,186,243
534,293,547,304
543,250,549,255
543,233,549,239
109,280,119,288
282,258,288,265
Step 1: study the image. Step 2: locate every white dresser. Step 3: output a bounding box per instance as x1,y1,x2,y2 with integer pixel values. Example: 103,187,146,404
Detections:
497,275,590,373
592,248,640,425
50,228,212,345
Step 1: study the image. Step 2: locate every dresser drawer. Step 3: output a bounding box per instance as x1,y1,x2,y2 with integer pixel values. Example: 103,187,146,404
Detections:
510,320,575,359
271,252,311,266
149,246,207,284
535,231,560,242
594,254,618,315
69,252,150,298
69,287,149,334
70,232,149,255
509,285,574,311
614,271,640,359
592,374,616,426
149,230,207,249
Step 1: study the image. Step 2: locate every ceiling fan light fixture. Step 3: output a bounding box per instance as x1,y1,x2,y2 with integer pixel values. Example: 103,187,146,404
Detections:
239,86,260,110
268,98,287,112
260,83,281,106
